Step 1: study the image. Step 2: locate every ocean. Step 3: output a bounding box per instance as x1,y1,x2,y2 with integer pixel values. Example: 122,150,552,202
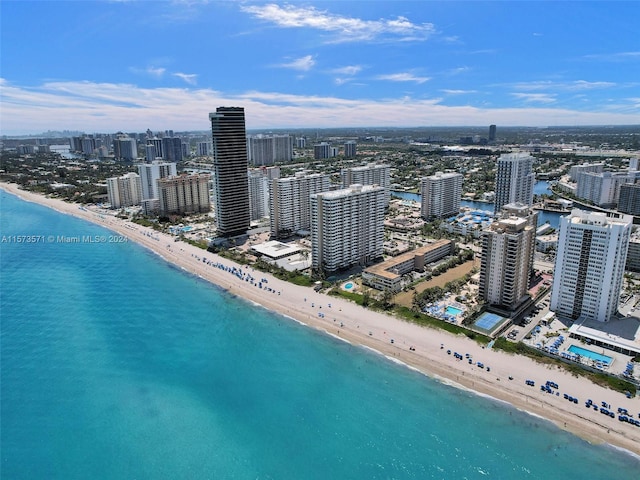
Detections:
1,190,638,479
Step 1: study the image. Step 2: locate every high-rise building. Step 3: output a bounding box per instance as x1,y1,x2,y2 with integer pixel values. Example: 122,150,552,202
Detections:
296,137,306,148
248,169,270,221
575,171,639,209
148,138,164,159
81,137,96,155
162,137,183,162
311,184,385,273
269,173,331,239
313,142,331,159
478,213,536,312
246,134,293,166
494,152,535,214
568,163,604,182
210,107,250,237
344,140,357,158
197,141,212,156
157,174,211,215
550,209,632,322
137,160,177,201
113,134,138,161
488,124,496,143
420,172,463,219
107,172,143,209
145,144,158,162
341,163,391,206
618,182,640,215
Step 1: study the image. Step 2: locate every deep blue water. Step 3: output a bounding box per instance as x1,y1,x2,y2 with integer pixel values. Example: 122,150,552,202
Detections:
2,190,639,479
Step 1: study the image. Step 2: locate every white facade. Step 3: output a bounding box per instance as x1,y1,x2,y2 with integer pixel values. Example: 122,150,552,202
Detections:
311,185,385,273
569,163,604,182
494,152,535,213
269,173,331,238
341,164,391,206
575,171,638,208
247,134,293,166
137,160,178,201
107,172,143,209
420,172,463,219
248,169,270,221
550,209,632,322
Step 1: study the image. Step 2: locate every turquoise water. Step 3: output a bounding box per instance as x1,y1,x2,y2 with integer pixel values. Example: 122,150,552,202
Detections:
344,282,354,290
568,345,613,365
2,190,639,479
445,305,463,316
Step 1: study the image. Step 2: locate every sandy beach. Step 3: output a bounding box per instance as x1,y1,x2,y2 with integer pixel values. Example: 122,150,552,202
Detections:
2,181,640,457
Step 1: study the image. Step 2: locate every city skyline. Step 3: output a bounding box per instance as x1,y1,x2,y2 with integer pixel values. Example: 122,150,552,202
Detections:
1,1,639,135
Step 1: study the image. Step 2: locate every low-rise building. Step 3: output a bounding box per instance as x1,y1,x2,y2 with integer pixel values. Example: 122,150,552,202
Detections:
362,240,454,292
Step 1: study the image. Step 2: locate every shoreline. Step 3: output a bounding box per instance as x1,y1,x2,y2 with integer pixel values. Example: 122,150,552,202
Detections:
2,181,640,458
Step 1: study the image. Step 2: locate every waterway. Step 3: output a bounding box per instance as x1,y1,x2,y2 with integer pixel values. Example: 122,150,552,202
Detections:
392,181,564,228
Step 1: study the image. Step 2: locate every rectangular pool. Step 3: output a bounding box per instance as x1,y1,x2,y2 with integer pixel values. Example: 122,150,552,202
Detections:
567,345,613,365
445,305,463,316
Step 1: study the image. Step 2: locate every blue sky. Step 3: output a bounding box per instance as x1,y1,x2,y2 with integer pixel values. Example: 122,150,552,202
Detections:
1,1,639,134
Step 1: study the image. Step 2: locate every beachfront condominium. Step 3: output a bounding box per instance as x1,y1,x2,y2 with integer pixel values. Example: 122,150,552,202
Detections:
248,169,270,221
210,107,250,237
138,160,178,200
137,160,178,215
106,172,143,209
341,163,391,206
478,212,536,313
311,184,385,273
270,172,331,239
420,172,463,219
550,209,632,322
494,152,535,214
157,173,211,215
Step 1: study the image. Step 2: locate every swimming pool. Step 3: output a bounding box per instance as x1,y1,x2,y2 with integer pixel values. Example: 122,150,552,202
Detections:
344,282,354,290
445,305,463,316
567,345,613,365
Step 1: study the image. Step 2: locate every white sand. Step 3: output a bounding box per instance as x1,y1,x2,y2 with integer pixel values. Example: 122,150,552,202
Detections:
3,182,640,456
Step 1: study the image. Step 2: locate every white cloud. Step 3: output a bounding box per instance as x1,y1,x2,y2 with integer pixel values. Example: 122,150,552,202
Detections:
376,73,430,84
332,65,363,76
511,80,616,91
511,93,556,104
441,89,477,95
130,66,167,78
583,51,640,61
173,72,198,85
1,78,638,135
240,3,435,43
277,55,316,71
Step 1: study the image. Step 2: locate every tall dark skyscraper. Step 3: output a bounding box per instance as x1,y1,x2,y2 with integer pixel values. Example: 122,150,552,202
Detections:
489,124,497,143
210,107,250,237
